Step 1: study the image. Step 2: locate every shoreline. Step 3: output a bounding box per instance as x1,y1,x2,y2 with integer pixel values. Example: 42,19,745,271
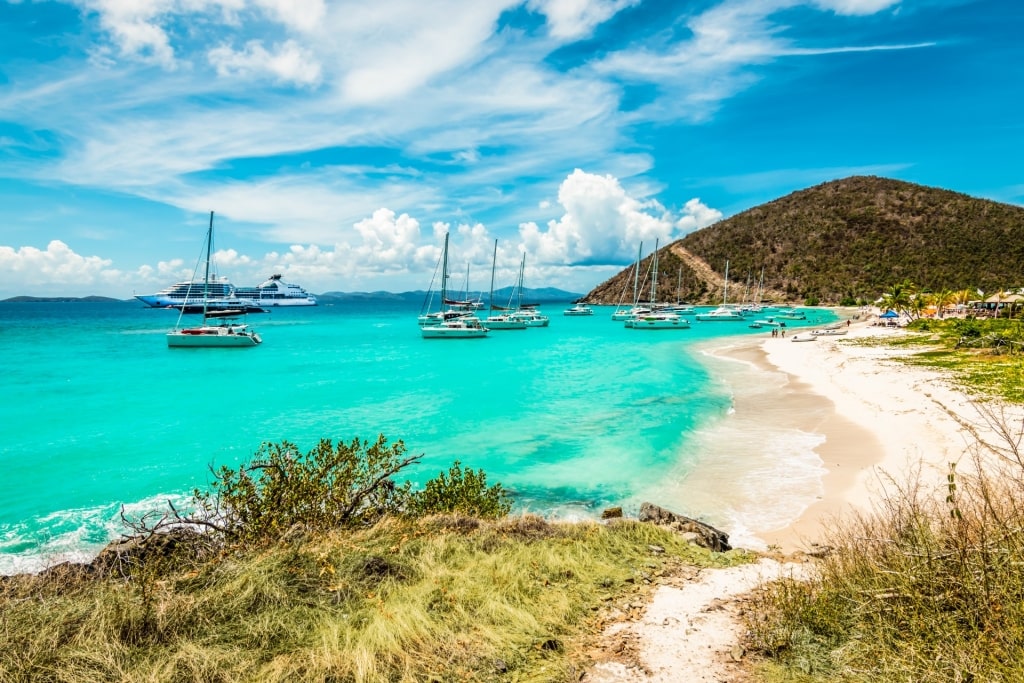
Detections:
704,315,992,553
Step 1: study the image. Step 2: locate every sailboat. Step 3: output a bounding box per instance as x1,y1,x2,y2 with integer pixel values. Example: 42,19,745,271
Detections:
695,259,745,321
508,254,550,326
420,233,489,339
484,240,527,330
167,212,262,348
611,242,649,321
625,239,689,329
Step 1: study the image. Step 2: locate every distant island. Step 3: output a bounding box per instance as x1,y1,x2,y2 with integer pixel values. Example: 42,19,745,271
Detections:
1,295,130,303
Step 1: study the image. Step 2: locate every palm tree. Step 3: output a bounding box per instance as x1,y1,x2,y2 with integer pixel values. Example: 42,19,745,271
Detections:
880,280,916,317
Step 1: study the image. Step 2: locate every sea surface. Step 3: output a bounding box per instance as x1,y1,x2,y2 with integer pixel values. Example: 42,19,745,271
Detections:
0,300,837,573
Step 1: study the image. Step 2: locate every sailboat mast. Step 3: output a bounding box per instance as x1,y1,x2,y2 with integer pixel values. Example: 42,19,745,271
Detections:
489,239,497,311
440,233,449,306
723,260,730,305
517,255,526,310
650,239,659,306
632,242,642,306
202,211,214,319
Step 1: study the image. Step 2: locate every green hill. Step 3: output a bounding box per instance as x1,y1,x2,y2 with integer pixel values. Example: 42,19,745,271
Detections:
584,176,1024,305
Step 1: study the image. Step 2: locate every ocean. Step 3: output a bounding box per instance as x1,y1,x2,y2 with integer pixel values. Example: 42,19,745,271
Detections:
0,300,837,573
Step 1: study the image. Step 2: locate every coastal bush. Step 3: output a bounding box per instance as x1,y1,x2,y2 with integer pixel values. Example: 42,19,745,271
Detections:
192,435,420,545
745,404,1024,681
183,436,515,547
407,460,511,519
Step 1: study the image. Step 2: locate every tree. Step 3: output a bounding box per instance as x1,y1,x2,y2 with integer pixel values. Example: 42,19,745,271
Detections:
880,280,916,317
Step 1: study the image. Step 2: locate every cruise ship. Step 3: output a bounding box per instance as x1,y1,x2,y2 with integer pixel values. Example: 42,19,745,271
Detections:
233,274,318,307
136,274,317,308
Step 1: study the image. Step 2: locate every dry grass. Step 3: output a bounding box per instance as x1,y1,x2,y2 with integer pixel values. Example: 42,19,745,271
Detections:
0,515,750,682
744,404,1024,682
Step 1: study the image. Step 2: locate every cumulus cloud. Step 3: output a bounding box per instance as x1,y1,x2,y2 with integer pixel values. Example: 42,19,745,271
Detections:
676,198,723,233
518,169,720,265
528,0,642,40
208,39,322,86
0,240,115,287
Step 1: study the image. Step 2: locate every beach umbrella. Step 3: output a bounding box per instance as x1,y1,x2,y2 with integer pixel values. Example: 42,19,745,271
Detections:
880,310,899,319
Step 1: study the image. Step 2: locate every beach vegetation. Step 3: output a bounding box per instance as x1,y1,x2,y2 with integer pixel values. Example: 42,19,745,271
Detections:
0,516,748,682
745,404,1024,682
846,317,1024,402
135,436,511,550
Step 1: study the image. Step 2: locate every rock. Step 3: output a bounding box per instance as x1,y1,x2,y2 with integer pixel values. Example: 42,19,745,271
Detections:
91,527,206,575
601,506,623,519
637,502,732,552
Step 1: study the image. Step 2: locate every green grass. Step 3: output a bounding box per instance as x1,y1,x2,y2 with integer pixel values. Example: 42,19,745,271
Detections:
842,318,1024,402
0,516,752,682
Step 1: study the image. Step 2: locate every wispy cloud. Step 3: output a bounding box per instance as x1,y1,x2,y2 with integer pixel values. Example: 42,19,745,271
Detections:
0,0,950,296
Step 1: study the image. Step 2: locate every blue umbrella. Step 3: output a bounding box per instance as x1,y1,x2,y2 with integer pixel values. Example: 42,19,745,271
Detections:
880,310,899,319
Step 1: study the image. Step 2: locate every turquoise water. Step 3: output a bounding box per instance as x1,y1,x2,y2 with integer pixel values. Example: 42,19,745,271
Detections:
0,301,835,572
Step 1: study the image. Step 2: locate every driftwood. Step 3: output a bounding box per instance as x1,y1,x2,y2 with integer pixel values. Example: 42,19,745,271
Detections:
638,502,732,552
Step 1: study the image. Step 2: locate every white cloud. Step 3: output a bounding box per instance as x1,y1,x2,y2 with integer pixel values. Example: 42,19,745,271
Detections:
592,0,927,122
518,169,717,265
208,39,322,86
676,198,723,233
0,240,116,288
528,0,641,39
811,0,900,16
254,0,326,32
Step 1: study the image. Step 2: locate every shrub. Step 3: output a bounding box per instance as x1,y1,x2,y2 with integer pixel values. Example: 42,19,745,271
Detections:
192,435,420,545
408,460,512,519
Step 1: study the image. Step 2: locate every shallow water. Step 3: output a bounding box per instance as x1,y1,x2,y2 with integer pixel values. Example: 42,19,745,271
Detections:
0,300,836,572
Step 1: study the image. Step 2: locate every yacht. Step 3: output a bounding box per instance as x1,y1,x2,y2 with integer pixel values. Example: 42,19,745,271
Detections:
694,306,746,322
420,316,489,338
563,303,594,316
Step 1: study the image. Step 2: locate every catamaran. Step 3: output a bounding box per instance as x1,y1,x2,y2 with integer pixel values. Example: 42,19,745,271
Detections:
167,212,262,348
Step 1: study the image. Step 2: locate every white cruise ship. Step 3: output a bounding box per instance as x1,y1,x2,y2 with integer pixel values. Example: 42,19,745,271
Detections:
233,274,317,307
137,274,316,308
135,277,236,308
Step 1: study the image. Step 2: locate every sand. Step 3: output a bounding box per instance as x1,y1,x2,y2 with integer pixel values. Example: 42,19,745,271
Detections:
583,313,1023,681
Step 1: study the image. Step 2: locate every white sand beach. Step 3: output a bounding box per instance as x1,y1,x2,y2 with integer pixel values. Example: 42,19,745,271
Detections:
585,313,1023,681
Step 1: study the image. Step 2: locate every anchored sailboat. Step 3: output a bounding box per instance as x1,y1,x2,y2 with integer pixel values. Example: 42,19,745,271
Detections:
166,212,262,348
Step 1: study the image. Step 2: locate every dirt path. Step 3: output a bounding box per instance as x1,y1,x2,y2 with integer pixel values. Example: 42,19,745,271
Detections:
583,558,812,682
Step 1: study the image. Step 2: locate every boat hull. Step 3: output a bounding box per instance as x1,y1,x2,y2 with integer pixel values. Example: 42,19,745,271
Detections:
484,317,528,330
420,326,489,338
627,317,690,329
167,327,262,347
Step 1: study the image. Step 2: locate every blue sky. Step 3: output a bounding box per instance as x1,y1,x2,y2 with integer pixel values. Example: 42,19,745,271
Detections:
0,0,1020,298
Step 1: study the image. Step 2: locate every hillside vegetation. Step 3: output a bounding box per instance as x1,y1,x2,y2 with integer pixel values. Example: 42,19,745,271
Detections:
584,176,1024,305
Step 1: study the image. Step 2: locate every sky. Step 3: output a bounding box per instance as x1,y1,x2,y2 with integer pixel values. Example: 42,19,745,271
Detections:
0,0,1020,299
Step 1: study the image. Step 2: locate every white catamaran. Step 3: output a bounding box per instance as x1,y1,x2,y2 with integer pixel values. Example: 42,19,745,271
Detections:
166,212,262,348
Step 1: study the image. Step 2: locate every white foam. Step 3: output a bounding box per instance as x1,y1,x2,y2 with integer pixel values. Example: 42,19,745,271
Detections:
0,493,192,576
